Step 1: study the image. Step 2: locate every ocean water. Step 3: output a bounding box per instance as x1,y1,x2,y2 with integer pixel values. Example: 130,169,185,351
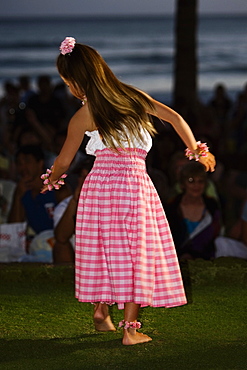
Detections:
0,15,246,104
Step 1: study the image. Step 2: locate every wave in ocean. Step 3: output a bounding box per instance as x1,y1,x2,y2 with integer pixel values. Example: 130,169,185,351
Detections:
0,15,247,102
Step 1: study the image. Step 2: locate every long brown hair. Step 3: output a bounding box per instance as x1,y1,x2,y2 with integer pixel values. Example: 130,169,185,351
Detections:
57,43,157,149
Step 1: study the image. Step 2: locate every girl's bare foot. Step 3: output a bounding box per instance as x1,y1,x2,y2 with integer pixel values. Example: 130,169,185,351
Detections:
122,329,152,345
119,320,152,345
93,303,116,332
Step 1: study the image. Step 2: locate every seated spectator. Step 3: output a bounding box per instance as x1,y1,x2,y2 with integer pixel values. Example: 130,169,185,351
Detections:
0,153,16,223
228,87,247,153
18,75,35,105
166,150,219,202
223,169,247,231
0,81,21,127
147,165,169,204
7,145,71,262
0,81,26,168
164,162,222,260
53,81,81,119
215,198,247,259
53,159,94,264
16,127,56,169
26,75,67,151
208,83,232,126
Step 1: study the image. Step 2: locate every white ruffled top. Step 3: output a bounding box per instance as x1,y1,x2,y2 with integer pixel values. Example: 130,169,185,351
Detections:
85,128,152,156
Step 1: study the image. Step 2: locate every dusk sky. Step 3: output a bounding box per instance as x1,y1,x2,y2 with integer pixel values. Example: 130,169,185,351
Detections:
2,0,247,17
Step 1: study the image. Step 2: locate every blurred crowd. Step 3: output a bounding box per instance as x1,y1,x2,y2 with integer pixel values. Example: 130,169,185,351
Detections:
0,75,247,263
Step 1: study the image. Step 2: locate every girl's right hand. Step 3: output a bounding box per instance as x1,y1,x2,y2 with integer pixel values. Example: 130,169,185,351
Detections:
198,152,216,172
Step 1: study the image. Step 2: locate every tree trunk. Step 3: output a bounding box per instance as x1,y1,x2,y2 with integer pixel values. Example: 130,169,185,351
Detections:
173,0,198,113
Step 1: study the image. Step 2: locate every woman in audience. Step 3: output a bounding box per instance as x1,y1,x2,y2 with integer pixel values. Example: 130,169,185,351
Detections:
165,162,222,260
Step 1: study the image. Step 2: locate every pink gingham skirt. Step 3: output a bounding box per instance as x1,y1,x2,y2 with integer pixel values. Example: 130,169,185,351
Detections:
75,148,187,309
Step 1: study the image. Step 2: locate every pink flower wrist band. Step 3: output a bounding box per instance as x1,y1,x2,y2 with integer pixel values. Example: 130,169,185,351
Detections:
41,167,67,191
185,141,209,161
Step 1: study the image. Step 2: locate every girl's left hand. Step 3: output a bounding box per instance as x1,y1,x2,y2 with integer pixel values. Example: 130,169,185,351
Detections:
40,184,49,194
40,180,62,194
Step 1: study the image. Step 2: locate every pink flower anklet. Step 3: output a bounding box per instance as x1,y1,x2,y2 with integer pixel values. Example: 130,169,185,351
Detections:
118,320,142,329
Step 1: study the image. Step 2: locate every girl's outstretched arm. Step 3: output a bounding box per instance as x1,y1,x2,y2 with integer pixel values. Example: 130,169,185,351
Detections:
41,105,94,193
150,99,216,172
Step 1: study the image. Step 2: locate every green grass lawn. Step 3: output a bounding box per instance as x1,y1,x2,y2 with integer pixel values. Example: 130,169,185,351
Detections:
0,258,247,370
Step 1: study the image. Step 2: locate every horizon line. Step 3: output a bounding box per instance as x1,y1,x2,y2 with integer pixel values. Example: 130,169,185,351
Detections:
1,12,247,19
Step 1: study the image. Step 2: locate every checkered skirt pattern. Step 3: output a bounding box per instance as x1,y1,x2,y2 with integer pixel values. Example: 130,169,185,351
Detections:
75,148,187,309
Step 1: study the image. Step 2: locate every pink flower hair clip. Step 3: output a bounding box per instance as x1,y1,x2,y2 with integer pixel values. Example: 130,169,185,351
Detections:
60,37,76,55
